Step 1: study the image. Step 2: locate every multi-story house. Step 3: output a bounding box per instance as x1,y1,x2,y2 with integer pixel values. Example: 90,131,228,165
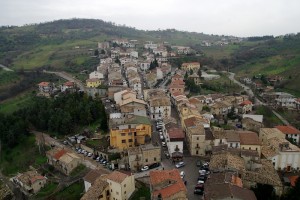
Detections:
181,62,200,72
150,169,187,200
105,171,135,200
127,144,161,172
46,148,80,175
260,128,300,171
12,171,47,194
275,125,300,144
109,114,152,150
149,97,171,120
86,78,101,88
89,71,104,80
38,82,54,94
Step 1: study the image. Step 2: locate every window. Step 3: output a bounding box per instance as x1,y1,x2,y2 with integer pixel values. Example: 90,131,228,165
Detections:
124,184,126,188
196,150,198,154
121,133,126,136
128,139,133,142
230,143,233,147
122,140,126,143
154,157,156,161
249,147,251,150
116,192,119,195
256,148,258,151
145,159,148,162
197,137,199,140
124,191,127,194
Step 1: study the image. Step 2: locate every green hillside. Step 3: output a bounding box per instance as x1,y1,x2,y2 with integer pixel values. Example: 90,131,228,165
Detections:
0,18,223,71
231,35,300,96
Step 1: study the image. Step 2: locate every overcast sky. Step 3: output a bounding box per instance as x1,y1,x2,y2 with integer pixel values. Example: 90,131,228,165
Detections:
1,0,299,37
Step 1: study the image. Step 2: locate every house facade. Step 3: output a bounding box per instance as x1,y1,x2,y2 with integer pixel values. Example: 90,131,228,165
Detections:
12,171,47,194
86,78,101,88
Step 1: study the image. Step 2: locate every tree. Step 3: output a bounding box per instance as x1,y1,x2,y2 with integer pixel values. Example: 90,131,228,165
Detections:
184,71,188,80
282,177,300,200
190,69,193,75
94,49,99,56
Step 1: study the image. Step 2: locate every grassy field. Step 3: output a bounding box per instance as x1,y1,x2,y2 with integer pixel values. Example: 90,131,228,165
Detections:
0,92,33,114
34,182,58,199
275,108,300,129
255,105,283,127
130,182,151,200
201,73,242,94
53,180,84,200
0,135,47,176
202,44,240,59
0,70,20,87
69,164,86,177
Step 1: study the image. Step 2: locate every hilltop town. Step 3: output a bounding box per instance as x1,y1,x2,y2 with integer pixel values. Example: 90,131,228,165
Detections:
1,37,300,200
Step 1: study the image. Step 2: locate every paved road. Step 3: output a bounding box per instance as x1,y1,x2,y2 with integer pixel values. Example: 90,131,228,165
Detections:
0,64,13,71
33,131,100,170
43,70,86,91
228,72,264,105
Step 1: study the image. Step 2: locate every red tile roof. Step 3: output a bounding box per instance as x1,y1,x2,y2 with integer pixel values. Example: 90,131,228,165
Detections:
275,125,300,134
239,131,260,145
171,79,185,85
54,149,67,160
240,100,253,106
171,91,184,97
172,74,182,79
38,82,50,87
150,169,187,199
64,81,74,87
288,176,299,187
30,176,46,184
167,127,185,139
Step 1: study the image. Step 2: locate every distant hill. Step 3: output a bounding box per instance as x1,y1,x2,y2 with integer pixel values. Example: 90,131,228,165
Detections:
0,18,225,70
231,34,300,96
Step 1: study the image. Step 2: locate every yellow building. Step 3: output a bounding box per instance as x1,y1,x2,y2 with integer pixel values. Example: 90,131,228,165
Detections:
86,78,101,88
110,115,152,150
239,131,261,157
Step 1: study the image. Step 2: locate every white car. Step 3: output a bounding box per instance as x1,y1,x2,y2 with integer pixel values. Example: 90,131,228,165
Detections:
141,166,149,171
175,162,185,168
88,152,93,157
162,141,166,147
160,135,164,140
180,171,185,179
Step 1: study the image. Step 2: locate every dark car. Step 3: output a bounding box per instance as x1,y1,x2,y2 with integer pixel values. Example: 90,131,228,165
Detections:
149,163,160,169
198,175,207,182
196,160,203,167
194,188,203,195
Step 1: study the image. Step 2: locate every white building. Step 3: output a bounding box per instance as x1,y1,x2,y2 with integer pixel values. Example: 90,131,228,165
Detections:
260,128,300,171
164,123,184,157
140,60,151,71
89,71,104,79
149,97,171,120
144,41,158,50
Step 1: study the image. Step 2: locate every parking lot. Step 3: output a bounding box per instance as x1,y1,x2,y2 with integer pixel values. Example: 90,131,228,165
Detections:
161,156,205,200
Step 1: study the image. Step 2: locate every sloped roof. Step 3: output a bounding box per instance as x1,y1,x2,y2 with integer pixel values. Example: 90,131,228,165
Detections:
38,82,50,87
275,125,300,134
150,169,187,199
81,177,109,200
83,169,109,184
239,131,260,145
105,171,129,184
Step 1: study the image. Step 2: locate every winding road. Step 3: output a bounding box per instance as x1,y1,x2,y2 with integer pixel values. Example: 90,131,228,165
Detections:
227,72,290,125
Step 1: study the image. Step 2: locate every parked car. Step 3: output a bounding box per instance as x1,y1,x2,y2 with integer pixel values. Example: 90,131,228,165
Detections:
87,152,93,157
162,141,166,147
180,171,185,179
141,166,149,171
198,175,207,182
160,135,164,140
175,162,185,168
194,188,203,195
196,160,203,167
96,156,100,161
105,99,110,103
149,163,160,169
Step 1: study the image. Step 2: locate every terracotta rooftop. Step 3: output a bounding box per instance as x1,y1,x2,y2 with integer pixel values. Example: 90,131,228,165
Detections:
38,82,50,87
105,171,129,184
240,100,253,106
83,169,109,184
171,79,185,85
167,127,185,140
64,81,74,87
150,169,187,199
275,125,300,135
239,131,260,145
16,171,46,186
53,149,67,160
288,176,299,187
